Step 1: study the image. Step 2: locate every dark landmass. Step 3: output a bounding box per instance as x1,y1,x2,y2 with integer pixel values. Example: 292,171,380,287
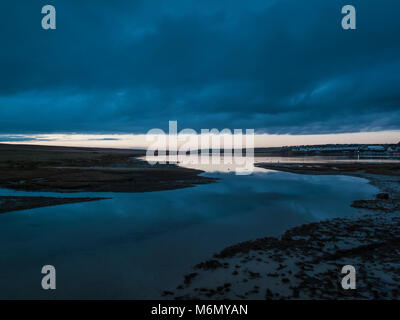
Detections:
0,196,108,214
252,143,400,157
157,143,400,157
0,143,216,193
255,162,400,176
0,143,217,213
166,162,400,300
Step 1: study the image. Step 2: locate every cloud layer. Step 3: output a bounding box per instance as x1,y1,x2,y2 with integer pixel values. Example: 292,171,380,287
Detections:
1,0,399,134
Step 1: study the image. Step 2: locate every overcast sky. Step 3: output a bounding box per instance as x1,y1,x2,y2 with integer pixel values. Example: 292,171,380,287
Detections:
1,0,399,139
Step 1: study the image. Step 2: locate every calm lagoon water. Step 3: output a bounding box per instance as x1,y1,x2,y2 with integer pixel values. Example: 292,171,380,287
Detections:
0,165,378,299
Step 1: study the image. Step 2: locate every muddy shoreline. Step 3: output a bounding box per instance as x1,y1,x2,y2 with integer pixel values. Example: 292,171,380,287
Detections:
0,143,216,213
166,163,400,300
0,196,108,214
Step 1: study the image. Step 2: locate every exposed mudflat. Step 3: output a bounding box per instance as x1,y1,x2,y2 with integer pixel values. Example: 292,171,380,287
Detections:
0,143,216,213
165,163,400,300
0,196,107,214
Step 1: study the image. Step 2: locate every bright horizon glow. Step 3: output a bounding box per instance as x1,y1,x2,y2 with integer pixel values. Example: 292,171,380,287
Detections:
0,130,399,149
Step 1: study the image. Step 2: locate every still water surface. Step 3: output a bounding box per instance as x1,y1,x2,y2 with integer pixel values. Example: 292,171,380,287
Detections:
0,158,379,299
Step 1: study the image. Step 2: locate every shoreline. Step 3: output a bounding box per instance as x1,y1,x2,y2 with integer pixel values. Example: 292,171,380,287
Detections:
0,196,108,214
0,143,217,213
165,163,400,300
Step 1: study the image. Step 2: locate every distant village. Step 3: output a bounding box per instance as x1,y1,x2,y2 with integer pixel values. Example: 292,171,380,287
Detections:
283,142,400,156
254,142,400,156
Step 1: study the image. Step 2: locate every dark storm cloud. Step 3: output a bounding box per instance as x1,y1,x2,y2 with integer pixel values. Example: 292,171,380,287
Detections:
0,0,399,134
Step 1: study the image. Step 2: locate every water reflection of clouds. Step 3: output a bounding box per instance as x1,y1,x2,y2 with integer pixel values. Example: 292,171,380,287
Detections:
0,171,378,299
